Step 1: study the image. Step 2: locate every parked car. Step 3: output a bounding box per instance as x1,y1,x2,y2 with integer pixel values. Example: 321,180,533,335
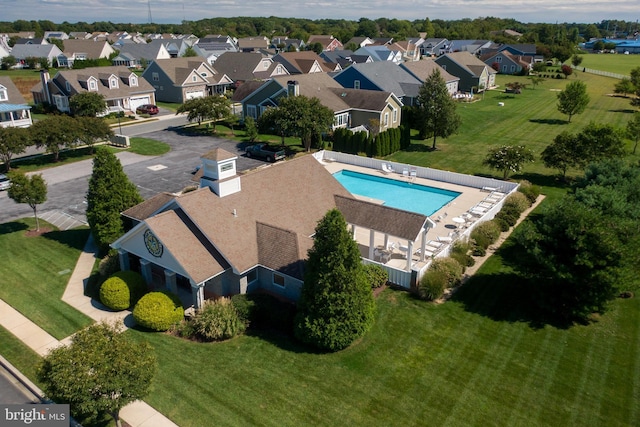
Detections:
0,174,10,191
136,104,159,115
244,143,286,162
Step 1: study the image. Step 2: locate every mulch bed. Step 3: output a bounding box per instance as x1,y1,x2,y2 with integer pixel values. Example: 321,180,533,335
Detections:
24,227,53,237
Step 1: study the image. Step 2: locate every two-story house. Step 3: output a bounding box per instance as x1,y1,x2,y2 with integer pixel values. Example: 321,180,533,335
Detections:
57,39,116,68
434,52,497,93
0,76,32,128
212,52,289,84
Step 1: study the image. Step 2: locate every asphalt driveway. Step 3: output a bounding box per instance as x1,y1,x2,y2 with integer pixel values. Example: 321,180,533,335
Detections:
0,128,270,225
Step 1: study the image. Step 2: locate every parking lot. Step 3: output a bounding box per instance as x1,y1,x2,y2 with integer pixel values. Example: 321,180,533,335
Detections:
0,127,271,226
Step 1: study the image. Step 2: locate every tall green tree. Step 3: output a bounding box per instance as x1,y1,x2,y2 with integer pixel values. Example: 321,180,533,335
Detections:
614,78,635,97
416,69,461,149
294,209,375,352
7,173,47,231
483,144,535,180
0,126,31,172
574,121,625,168
626,112,640,154
630,66,640,107
269,95,334,151
557,80,589,123
541,131,578,180
69,92,107,117
76,116,113,153
86,147,143,252
37,322,156,427
176,96,232,132
30,115,81,162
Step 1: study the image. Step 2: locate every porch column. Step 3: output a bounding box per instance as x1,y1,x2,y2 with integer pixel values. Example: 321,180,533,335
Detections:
368,229,376,260
405,241,413,271
191,283,205,309
139,259,152,286
351,224,356,240
117,249,130,271
420,229,428,262
165,270,178,294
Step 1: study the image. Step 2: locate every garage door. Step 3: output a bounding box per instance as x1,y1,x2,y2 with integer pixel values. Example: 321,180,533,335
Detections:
186,91,204,100
130,96,151,112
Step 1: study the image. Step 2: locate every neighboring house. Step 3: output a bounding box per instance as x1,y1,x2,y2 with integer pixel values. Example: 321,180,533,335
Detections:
272,51,336,74
58,39,116,68
212,52,289,84
141,57,233,103
271,37,305,52
447,39,492,55
14,37,48,45
112,42,171,68
0,38,11,62
333,61,423,106
69,32,91,40
388,40,421,62
480,50,534,75
434,51,497,93
111,151,429,307
421,38,450,57
490,43,537,57
32,66,156,115
193,36,239,64
400,59,460,95
0,76,32,128
345,37,374,48
148,39,194,58
236,73,403,133
307,35,343,51
320,50,373,68
237,36,269,52
43,31,69,41
10,44,63,68
353,45,403,63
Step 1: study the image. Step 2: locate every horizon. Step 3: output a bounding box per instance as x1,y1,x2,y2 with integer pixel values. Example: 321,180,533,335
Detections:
3,1,639,27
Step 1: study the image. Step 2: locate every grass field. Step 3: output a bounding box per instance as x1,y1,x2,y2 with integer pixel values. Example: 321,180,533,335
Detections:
577,52,640,76
388,72,638,186
0,219,92,339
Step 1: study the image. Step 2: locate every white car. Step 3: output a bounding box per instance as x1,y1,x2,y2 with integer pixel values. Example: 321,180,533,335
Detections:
0,174,10,191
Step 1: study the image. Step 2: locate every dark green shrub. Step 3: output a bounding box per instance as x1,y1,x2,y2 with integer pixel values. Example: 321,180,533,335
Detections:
133,291,184,331
429,257,464,288
503,192,530,214
518,180,541,205
99,270,147,311
171,319,197,339
419,269,448,301
449,240,475,269
495,204,521,226
192,298,245,341
472,245,487,257
230,294,255,325
492,216,511,232
470,221,501,250
363,264,389,288
231,293,295,332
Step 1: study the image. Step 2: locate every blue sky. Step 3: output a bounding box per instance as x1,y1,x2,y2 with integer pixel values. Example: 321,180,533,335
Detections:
3,0,637,25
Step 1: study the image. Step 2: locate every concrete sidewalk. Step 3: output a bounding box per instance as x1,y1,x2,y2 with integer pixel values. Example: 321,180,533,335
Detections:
0,233,178,427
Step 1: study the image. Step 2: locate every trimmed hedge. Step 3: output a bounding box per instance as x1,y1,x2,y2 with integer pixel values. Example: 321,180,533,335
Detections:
99,270,147,311
133,291,184,331
503,192,530,214
191,298,245,341
429,257,464,288
470,221,501,250
419,269,449,301
518,180,541,205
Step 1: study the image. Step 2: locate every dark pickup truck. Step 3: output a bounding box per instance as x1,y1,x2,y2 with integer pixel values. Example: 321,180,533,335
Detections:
244,143,286,162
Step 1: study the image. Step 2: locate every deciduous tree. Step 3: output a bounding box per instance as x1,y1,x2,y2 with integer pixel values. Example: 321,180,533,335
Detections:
76,116,113,153
614,78,635,97
37,322,156,427
557,80,589,123
417,68,461,150
483,145,535,180
176,96,232,132
0,126,31,172
294,209,375,351
626,112,640,154
541,131,578,179
30,115,81,162
7,172,47,231
69,92,107,117
86,147,143,252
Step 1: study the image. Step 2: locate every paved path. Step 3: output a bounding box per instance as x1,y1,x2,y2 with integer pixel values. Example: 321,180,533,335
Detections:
0,233,178,427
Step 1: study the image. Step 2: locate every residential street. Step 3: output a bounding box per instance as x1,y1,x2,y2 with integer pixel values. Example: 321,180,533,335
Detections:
0,123,268,227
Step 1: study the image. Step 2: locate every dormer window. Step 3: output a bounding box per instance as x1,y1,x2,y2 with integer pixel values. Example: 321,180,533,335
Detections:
0,85,7,101
130,75,138,86
109,76,119,89
89,80,97,91
65,81,71,92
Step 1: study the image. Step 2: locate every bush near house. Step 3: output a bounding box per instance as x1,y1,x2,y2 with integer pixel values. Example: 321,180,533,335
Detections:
99,270,147,311
332,126,409,157
231,293,296,332
191,298,245,341
133,291,184,331
503,192,531,213
363,264,389,288
449,240,475,270
470,221,502,256
419,269,449,301
517,180,541,205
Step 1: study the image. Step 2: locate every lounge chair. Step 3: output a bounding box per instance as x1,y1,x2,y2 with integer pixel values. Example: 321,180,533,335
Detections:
381,163,394,174
402,167,409,178
409,167,417,180
437,235,453,243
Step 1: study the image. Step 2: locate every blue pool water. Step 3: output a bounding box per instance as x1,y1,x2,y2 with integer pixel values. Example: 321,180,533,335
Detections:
333,170,460,217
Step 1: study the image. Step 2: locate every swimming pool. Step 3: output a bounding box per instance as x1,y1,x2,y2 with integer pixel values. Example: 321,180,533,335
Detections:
333,170,460,217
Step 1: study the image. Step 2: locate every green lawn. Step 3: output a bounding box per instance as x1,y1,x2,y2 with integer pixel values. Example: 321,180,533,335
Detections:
128,137,171,156
0,219,93,339
388,72,638,187
0,326,42,384
577,52,640,76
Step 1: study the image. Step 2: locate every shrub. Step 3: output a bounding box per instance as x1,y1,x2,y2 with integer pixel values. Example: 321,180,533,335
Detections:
98,253,120,278
99,270,147,311
230,294,255,326
449,240,475,269
470,221,501,250
363,264,389,288
503,192,530,214
495,204,522,226
419,269,448,301
472,245,487,257
133,291,184,331
518,180,541,205
171,319,197,339
429,257,464,288
192,298,245,341
231,293,296,332
492,216,511,232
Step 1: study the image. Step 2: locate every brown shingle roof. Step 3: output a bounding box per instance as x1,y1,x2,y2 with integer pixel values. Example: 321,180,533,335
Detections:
256,222,303,278
121,192,175,221
0,76,27,105
62,39,111,59
400,59,459,83
334,195,428,241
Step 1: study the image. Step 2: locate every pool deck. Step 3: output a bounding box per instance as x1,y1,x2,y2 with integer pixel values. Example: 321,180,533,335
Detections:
321,160,503,271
